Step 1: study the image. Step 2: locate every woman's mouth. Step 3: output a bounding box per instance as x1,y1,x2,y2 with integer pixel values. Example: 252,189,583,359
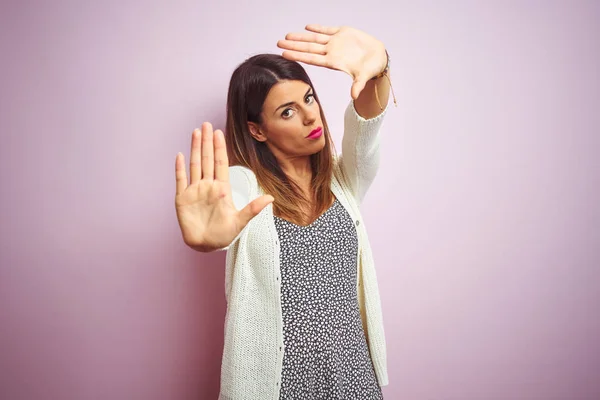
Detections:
306,127,323,139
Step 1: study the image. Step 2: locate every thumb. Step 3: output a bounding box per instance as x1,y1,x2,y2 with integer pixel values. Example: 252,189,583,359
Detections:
351,77,368,100
238,195,275,227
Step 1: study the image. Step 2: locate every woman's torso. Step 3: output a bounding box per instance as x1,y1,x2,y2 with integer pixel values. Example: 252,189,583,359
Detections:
274,197,383,400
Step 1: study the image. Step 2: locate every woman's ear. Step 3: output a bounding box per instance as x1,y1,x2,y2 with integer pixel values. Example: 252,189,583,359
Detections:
247,122,268,142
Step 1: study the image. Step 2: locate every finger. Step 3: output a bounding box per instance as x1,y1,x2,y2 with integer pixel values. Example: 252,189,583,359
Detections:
175,152,187,195
238,195,274,226
277,39,327,55
284,32,330,45
190,128,201,185
351,78,368,100
201,122,214,180
305,24,340,36
281,50,332,69
214,129,229,182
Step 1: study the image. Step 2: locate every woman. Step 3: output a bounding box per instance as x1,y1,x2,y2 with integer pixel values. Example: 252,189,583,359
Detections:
175,24,395,400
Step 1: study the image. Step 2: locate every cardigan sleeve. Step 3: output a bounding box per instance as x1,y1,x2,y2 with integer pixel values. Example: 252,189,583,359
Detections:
338,99,389,206
216,165,252,252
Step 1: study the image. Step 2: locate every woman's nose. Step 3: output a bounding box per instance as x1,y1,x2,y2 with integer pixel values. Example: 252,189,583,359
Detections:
303,108,317,125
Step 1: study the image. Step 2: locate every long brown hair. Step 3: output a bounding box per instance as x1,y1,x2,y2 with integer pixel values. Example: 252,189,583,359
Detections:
225,54,336,225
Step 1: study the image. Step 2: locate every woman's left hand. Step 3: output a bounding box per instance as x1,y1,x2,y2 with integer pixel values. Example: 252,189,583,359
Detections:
277,24,387,100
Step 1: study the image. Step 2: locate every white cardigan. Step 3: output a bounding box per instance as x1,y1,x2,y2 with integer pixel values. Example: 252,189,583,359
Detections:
218,100,389,400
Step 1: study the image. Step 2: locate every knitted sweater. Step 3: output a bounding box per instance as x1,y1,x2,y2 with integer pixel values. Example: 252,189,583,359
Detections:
217,100,389,400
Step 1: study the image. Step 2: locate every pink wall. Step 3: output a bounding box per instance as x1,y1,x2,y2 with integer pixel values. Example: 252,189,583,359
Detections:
1,1,599,399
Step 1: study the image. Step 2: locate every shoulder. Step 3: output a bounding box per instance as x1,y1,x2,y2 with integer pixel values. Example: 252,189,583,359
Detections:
229,165,259,200
229,165,257,183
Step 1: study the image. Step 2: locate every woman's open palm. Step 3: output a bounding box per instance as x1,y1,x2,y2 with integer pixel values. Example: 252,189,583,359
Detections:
175,123,274,252
276,24,387,100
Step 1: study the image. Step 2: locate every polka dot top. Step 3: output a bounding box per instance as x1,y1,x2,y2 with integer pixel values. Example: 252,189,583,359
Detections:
273,198,384,400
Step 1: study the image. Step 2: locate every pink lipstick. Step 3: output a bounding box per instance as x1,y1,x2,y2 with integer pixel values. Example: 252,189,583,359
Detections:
306,127,323,139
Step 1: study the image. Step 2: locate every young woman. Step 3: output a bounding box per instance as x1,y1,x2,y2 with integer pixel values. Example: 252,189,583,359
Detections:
175,24,395,400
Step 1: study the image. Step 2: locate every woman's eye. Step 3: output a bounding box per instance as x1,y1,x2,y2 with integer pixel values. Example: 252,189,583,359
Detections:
281,94,314,118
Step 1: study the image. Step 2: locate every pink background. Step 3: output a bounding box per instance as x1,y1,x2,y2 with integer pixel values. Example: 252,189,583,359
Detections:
1,1,599,399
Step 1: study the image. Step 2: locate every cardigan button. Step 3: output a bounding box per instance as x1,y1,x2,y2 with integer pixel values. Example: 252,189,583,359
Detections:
355,220,360,226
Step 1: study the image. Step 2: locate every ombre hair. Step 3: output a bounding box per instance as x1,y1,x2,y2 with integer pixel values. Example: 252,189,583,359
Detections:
225,54,336,226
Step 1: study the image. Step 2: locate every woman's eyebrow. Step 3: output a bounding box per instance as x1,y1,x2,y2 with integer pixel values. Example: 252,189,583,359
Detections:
274,87,313,115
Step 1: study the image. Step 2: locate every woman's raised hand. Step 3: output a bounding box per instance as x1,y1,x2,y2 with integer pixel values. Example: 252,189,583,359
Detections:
175,123,274,252
276,24,387,100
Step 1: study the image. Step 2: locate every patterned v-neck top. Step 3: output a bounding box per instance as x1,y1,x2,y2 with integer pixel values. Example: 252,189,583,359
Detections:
273,198,384,400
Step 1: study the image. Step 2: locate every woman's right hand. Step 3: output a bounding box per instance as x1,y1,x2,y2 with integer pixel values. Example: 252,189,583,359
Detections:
175,122,274,252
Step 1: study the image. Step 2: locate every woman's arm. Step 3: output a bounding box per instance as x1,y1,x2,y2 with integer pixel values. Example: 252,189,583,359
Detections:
353,67,392,120
339,98,389,206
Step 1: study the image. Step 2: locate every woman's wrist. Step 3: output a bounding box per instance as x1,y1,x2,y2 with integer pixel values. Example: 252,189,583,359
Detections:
370,48,390,81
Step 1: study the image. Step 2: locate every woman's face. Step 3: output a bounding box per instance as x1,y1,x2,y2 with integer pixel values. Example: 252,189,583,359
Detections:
248,79,325,159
